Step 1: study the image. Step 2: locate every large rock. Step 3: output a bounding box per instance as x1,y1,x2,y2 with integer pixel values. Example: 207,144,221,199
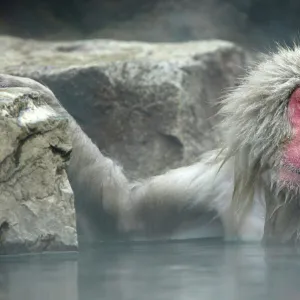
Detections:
0,86,77,254
0,36,246,178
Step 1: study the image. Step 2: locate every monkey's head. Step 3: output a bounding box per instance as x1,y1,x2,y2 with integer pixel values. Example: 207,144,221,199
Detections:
220,45,300,209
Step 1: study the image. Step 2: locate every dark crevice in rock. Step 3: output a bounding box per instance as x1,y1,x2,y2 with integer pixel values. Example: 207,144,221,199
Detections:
49,144,72,161
0,133,38,184
0,221,10,246
158,132,184,150
14,133,36,167
0,221,9,232
0,130,50,184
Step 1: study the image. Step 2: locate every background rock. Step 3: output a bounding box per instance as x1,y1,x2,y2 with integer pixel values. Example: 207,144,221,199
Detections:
0,86,77,254
0,37,246,179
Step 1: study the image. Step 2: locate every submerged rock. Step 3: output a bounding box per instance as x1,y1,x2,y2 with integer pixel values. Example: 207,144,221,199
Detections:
0,86,77,255
0,36,246,179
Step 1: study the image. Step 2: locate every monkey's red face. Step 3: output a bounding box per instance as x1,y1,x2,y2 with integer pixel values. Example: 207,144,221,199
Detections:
280,87,300,183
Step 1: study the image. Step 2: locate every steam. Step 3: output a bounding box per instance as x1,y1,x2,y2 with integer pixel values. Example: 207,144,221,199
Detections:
0,0,299,50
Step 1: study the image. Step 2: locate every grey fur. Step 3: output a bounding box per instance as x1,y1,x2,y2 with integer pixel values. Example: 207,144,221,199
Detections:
219,45,300,221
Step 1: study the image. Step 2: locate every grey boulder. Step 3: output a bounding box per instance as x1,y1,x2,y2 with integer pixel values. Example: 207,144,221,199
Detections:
0,85,77,255
0,36,246,179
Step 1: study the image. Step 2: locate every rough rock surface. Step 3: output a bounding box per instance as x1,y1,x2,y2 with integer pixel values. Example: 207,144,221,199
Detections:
0,86,77,254
0,36,246,179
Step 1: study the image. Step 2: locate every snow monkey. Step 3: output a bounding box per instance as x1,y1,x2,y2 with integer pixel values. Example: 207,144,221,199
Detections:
2,45,300,244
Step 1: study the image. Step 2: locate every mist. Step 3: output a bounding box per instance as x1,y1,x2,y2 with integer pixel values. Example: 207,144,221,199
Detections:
1,0,300,50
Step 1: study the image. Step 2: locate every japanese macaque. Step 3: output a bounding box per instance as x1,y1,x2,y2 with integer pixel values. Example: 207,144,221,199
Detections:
2,45,300,244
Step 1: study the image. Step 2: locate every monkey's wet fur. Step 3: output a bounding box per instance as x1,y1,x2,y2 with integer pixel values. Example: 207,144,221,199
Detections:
2,45,300,244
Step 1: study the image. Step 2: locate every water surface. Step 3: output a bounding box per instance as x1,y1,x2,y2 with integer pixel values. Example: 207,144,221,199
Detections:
1,240,300,300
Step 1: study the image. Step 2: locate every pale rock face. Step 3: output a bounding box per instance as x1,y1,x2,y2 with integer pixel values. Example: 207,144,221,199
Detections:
0,87,77,255
0,37,246,179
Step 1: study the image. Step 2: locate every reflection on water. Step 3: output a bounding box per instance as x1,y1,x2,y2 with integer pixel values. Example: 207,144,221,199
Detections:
1,240,300,300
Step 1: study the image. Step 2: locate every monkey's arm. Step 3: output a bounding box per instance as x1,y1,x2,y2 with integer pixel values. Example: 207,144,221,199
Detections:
69,122,265,241
125,150,265,241
69,125,231,239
